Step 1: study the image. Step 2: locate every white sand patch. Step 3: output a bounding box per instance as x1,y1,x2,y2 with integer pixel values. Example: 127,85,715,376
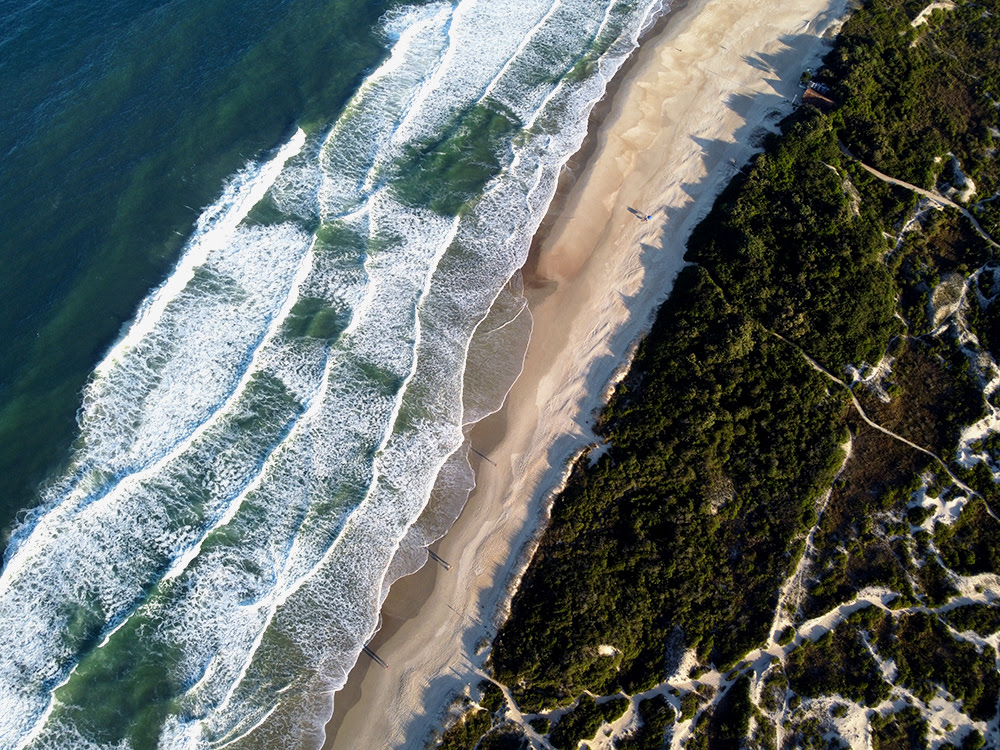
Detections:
911,1,955,28
925,693,985,746
931,272,967,328
956,409,1000,475
832,701,872,750
911,473,969,530
847,354,896,403
955,379,1000,468
670,648,700,684
597,644,619,656
946,153,977,204
944,573,1000,601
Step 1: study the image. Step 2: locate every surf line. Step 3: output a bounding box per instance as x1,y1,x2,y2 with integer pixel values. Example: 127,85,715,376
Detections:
94,128,306,377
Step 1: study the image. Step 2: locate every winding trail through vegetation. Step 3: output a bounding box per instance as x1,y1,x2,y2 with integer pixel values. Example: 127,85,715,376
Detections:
483,576,999,749
839,142,1000,250
763,329,998,522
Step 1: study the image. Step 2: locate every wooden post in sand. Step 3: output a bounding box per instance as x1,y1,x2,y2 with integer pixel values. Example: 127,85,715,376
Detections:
428,549,452,570
470,446,496,466
362,645,389,670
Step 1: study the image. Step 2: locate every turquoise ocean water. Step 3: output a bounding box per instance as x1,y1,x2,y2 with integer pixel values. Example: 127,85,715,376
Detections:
0,0,664,746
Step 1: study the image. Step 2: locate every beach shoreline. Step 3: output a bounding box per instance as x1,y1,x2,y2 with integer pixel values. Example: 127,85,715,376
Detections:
323,0,849,746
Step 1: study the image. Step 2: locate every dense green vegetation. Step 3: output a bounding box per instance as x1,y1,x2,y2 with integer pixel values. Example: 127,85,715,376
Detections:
687,676,753,750
940,729,987,750
936,497,1000,575
442,0,1000,746
679,690,707,723
871,706,927,750
547,694,629,750
853,604,1000,722
774,715,845,750
478,680,507,713
786,620,890,706
943,602,1000,635
477,726,530,750
824,0,1000,192
685,116,897,371
436,704,492,750
879,612,1000,720
613,695,674,750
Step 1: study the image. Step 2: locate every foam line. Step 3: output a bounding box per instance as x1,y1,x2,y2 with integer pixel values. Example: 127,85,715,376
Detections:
94,128,306,378
479,0,564,104
0,230,317,600
200,212,462,729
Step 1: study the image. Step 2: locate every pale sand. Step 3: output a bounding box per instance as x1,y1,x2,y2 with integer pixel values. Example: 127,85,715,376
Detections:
324,0,848,746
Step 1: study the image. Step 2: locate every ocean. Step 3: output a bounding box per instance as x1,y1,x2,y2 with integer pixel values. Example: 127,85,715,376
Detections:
0,0,664,746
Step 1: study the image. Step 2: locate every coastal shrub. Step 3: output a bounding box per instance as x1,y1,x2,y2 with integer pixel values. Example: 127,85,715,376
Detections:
829,0,1000,195
936,498,1000,576
436,707,492,750
871,706,927,750
962,729,986,750
748,709,778,750
547,694,628,750
686,676,752,750
781,716,846,750
478,680,506,713
685,111,897,372
943,602,1000,636
679,691,704,723
528,717,549,735
477,725,530,750
759,667,788,714
785,621,890,707
613,695,674,750
889,612,1000,720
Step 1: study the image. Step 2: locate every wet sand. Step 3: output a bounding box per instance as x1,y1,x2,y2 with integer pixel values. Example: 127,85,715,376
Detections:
324,0,849,746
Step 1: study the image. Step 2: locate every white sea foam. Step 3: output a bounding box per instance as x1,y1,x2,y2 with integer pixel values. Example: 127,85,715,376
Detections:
94,129,306,379
1,0,666,747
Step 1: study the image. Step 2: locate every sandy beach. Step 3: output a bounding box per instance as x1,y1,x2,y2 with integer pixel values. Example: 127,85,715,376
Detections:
323,0,849,746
